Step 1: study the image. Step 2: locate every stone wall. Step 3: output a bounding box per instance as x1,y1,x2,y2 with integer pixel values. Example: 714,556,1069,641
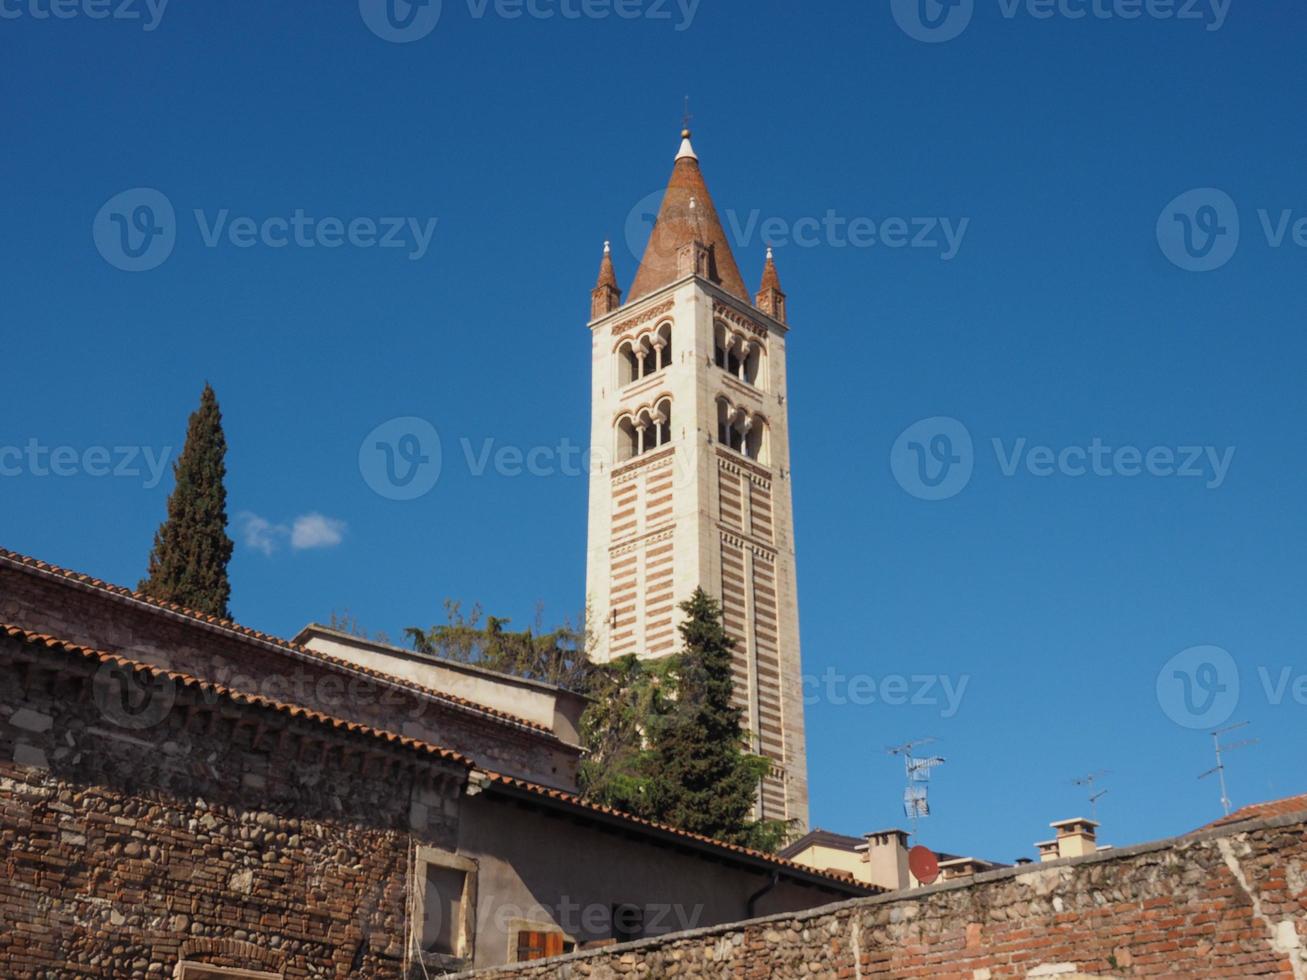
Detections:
0,628,465,978
0,556,579,789
448,811,1307,979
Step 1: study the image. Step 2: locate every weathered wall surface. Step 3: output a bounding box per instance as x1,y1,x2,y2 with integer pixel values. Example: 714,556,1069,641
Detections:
0,630,464,979
449,812,1307,979
0,557,579,788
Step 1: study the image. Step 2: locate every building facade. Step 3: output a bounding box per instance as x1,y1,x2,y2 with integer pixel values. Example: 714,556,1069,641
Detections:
583,131,809,830
0,546,868,977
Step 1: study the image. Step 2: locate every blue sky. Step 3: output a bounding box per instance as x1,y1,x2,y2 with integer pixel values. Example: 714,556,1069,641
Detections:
3,0,1305,863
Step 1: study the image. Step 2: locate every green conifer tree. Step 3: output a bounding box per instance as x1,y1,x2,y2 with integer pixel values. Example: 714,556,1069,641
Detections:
138,383,234,619
644,588,789,851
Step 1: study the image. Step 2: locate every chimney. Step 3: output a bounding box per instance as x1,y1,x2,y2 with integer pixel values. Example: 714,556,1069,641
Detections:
938,857,986,882
1037,818,1100,861
858,829,911,890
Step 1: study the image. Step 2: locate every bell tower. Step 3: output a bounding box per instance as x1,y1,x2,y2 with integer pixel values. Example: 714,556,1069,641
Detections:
584,129,809,832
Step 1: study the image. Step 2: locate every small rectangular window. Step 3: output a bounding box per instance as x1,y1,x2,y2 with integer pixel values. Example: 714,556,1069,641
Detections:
412,846,477,964
422,865,467,954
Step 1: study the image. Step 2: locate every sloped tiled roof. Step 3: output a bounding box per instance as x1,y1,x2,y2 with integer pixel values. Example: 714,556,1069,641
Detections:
0,547,556,739
2,619,872,895
0,623,474,768
1199,793,1307,832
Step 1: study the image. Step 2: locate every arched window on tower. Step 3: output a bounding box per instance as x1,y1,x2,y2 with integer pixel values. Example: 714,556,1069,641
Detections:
717,399,769,464
653,397,672,447
655,322,672,371
616,397,674,463
618,342,639,388
617,416,639,462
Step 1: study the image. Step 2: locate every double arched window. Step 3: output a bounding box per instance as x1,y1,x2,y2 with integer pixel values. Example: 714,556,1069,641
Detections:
713,321,763,387
618,322,673,387
716,398,767,463
616,396,673,463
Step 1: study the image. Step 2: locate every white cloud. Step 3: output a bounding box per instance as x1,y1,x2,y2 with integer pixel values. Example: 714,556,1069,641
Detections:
237,512,286,556
291,513,346,551
236,511,346,555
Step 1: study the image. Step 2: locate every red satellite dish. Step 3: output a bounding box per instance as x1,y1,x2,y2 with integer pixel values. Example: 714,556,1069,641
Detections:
908,845,940,885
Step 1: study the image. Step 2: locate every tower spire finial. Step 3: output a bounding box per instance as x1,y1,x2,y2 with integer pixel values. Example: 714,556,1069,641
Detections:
757,245,786,323
591,239,622,318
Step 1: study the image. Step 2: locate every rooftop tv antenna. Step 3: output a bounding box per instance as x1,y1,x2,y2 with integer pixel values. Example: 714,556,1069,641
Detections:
1072,771,1110,820
888,738,945,841
1199,722,1258,817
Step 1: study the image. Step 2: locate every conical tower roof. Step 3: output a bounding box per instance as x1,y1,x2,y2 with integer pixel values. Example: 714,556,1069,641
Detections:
627,130,750,303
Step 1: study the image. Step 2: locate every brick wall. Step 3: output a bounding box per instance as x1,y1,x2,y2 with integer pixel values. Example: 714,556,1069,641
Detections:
447,812,1307,979
0,629,464,979
0,559,578,789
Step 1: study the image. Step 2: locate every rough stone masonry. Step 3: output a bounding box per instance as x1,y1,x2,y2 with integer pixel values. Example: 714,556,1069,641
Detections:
448,810,1307,979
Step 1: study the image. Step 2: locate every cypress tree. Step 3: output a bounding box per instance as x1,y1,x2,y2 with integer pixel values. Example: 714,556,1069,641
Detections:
645,588,787,850
138,383,234,619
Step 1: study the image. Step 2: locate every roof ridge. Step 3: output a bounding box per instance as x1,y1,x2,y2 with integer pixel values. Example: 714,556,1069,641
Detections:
0,622,474,769
0,547,557,738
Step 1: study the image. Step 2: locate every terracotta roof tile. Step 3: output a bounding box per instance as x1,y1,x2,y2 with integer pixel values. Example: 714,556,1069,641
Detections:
1200,793,1307,831
627,137,750,304
0,622,474,768
0,547,556,739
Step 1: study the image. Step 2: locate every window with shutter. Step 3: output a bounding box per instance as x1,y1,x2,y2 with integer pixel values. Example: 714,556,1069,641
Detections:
514,930,567,962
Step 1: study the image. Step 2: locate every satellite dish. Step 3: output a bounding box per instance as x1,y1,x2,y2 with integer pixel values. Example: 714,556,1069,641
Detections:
908,845,940,886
